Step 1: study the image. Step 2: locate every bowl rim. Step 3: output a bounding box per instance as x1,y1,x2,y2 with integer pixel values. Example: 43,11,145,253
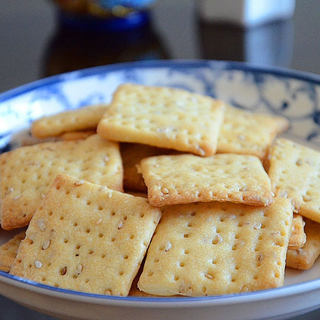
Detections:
1,59,320,306
1,270,320,307
1,59,320,104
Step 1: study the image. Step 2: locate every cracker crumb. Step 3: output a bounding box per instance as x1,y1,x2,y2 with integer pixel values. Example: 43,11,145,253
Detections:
257,254,264,263
96,218,103,225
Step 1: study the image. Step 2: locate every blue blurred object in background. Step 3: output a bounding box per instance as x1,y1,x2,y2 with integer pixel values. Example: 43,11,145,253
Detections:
54,0,156,31
45,0,168,76
99,0,155,10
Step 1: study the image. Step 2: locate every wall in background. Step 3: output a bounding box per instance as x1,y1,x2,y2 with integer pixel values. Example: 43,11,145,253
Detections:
0,0,320,93
0,0,55,92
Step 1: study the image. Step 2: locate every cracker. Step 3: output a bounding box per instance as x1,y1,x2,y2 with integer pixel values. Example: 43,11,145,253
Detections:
0,231,25,272
288,214,306,250
97,84,225,156
0,135,123,230
129,268,157,297
121,143,173,192
217,105,289,159
60,130,96,141
138,198,293,296
130,281,154,297
268,138,320,222
286,219,320,270
140,154,273,207
31,104,108,139
10,175,161,296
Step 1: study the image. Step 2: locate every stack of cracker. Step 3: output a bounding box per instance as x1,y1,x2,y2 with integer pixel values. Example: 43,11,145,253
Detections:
0,83,318,298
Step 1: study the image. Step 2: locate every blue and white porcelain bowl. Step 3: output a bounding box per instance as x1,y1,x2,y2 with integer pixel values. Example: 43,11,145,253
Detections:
0,60,320,320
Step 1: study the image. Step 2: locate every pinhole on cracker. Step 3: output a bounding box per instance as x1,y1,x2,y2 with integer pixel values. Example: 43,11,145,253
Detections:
0,135,123,230
97,84,225,156
10,175,161,296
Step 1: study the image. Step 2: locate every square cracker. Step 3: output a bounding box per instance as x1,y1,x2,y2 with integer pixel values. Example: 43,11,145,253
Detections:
268,138,320,222
0,231,25,272
10,175,161,296
97,84,225,156
286,219,320,270
217,105,289,159
288,214,306,250
31,104,108,139
140,154,273,207
0,134,123,230
121,143,173,192
138,198,293,296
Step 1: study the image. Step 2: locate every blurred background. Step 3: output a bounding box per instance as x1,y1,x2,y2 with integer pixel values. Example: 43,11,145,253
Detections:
0,0,320,94
0,0,320,319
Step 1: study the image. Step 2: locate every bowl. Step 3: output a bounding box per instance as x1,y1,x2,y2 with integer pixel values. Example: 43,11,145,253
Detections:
0,60,320,320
